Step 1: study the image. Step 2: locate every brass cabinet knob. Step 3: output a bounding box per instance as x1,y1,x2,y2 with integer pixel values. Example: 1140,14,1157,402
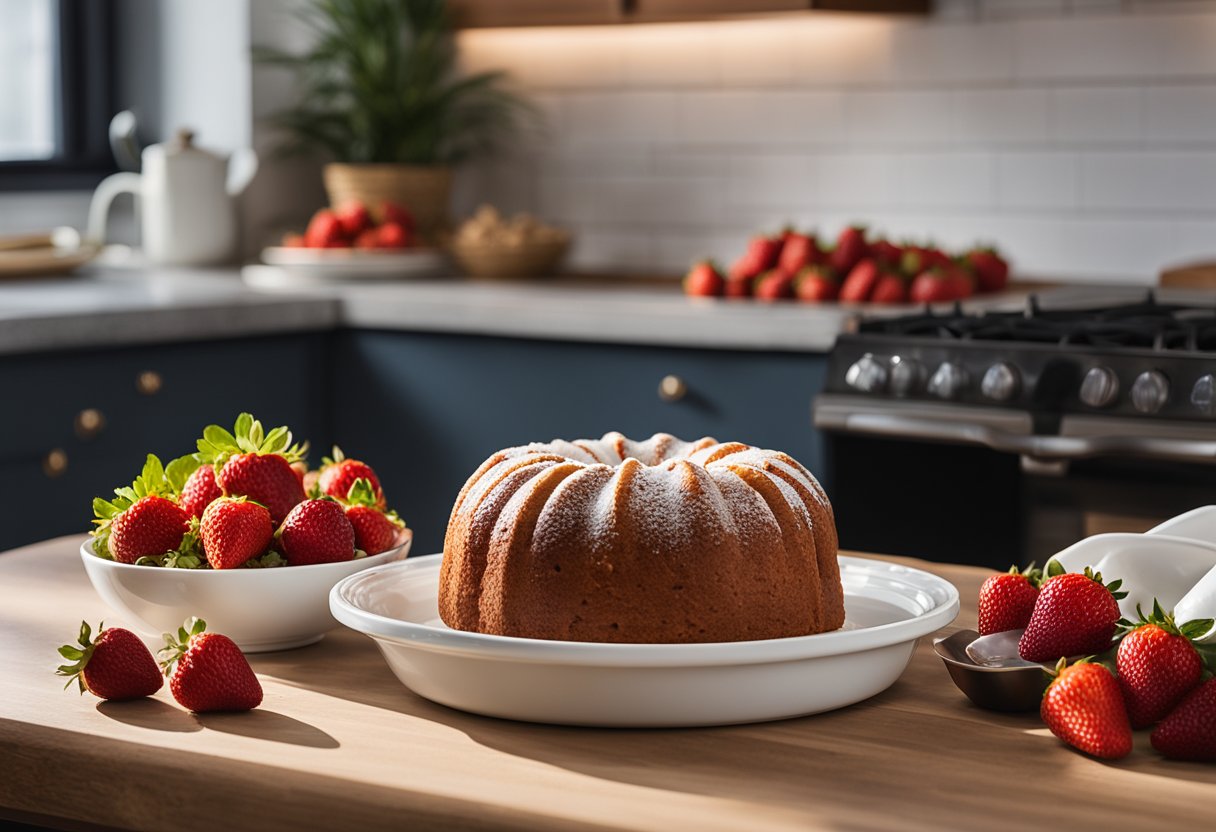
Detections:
658,374,688,403
43,448,68,478
74,408,106,439
136,370,162,395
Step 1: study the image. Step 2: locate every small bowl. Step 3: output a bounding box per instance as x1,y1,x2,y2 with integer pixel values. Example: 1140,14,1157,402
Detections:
934,629,1049,712
448,234,571,280
79,530,412,653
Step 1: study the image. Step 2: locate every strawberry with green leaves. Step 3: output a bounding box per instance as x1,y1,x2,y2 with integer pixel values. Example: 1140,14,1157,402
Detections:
196,413,308,524
159,617,262,713
1151,678,1216,761
200,496,274,570
343,478,406,555
317,446,384,507
1018,563,1127,662
978,562,1042,636
179,464,222,520
92,455,190,564
57,621,163,701
1041,658,1133,760
1116,600,1211,728
278,498,357,565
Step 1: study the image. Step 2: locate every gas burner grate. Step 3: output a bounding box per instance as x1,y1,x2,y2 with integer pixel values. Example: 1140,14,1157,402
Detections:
858,293,1216,353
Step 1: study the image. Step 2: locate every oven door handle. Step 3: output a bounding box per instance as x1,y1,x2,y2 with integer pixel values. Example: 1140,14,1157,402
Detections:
837,413,1216,464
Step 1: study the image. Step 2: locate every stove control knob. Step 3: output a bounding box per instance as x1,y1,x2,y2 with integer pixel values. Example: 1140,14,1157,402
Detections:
927,362,967,400
1131,370,1170,414
980,362,1021,402
845,353,888,394
889,356,924,398
1191,374,1216,417
1079,366,1120,409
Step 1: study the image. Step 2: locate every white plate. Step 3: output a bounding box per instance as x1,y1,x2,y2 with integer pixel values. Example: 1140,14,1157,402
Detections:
80,532,411,652
260,246,446,280
330,554,959,727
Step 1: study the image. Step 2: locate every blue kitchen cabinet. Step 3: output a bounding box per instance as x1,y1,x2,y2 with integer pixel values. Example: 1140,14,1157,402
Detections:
0,334,331,551
332,331,829,554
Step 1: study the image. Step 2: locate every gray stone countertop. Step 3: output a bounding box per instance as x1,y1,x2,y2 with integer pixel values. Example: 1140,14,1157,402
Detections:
1,261,1197,357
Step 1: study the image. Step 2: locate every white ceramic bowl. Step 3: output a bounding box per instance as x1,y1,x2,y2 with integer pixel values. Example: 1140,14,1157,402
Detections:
79,530,412,652
330,554,959,727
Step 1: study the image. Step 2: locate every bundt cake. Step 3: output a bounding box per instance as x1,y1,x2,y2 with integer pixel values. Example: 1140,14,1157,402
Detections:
439,432,844,644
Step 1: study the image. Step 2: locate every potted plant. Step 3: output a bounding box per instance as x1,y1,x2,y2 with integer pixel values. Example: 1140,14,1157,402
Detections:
258,0,532,241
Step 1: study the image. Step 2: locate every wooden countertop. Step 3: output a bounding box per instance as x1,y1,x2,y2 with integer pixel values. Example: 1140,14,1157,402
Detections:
1,536,1212,831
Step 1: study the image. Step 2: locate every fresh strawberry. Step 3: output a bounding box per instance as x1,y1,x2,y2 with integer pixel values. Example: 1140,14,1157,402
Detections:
304,209,348,248
899,245,948,278
977,563,1042,636
869,238,903,268
909,268,963,304
793,265,837,302
57,621,162,700
830,226,868,275
965,246,1009,293
91,455,188,563
278,499,357,565
353,228,380,249
159,618,262,713
1116,600,1210,728
1041,658,1133,760
724,276,753,298
1018,563,1127,662
200,497,273,570
839,258,880,303
869,271,909,304
376,221,412,249
728,235,781,282
107,496,189,565
197,413,307,524
1151,678,1216,761
945,262,975,299
380,201,415,232
335,200,371,238
318,447,385,507
180,465,222,520
343,479,406,555
777,232,818,274
683,261,725,297
754,269,795,302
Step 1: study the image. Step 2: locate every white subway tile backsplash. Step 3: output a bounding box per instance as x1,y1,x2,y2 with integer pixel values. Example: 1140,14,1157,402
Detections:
896,152,995,208
1049,87,1144,143
458,5,1216,284
1143,85,1216,142
954,89,1050,142
996,152,1080,208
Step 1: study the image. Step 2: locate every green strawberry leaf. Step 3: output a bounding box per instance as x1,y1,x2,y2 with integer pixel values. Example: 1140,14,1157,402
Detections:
1045,559,1065,578
165,454,202,495
234,413,254,441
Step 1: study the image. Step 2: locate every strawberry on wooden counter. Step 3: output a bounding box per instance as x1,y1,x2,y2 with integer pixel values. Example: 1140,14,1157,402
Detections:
57,621,163,701
1041,659,1133,760
159,618,262,713
682,261,725,297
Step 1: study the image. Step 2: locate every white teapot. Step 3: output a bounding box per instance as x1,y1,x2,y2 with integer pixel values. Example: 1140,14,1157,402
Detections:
87,128,258,265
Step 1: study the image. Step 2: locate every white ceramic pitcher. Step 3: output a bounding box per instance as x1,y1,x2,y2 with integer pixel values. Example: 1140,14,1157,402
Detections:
87,128,258,265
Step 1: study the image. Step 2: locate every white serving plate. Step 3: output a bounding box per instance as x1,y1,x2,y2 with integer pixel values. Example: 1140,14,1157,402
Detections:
260,246,445,280
80,531,411,652
330,554,959,727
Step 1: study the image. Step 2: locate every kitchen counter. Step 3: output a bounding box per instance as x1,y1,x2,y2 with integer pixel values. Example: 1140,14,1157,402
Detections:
0,263,1060,356
2,536,1212,831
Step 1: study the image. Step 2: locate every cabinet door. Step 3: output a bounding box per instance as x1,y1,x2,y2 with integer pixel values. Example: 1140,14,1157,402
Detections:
0,334,329,552
334,331,827,553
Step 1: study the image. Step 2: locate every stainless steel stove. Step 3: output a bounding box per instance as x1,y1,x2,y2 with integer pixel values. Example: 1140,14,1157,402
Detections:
813,293,1216,567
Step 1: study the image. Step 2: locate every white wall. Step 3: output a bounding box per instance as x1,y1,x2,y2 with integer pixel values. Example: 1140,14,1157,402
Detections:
455,0,1216,283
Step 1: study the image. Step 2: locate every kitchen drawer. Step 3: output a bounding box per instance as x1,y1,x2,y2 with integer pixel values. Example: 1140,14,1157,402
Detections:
333,330,828,553
0,334,332,551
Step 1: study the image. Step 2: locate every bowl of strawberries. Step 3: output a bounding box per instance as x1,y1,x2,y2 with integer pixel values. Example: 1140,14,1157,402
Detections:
262,200,445,280
79,413,412,652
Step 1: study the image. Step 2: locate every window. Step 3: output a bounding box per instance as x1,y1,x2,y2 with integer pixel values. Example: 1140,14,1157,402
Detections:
0,0,115,190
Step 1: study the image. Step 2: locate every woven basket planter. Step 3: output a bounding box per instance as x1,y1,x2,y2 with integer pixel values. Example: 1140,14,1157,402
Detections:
323,163,452,241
